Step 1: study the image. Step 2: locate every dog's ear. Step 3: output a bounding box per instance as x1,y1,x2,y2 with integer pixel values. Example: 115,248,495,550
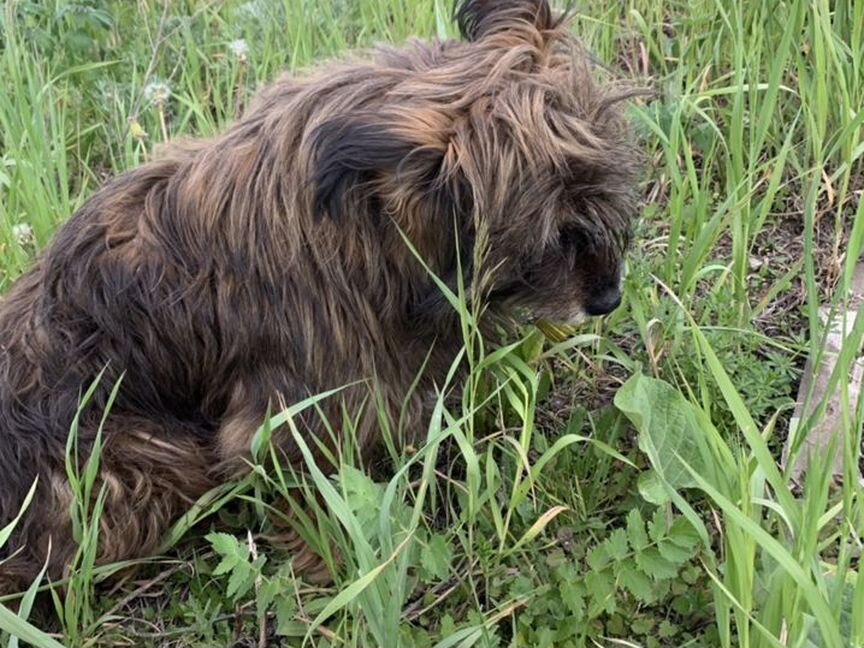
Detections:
453,0,558,42
309,112,453,222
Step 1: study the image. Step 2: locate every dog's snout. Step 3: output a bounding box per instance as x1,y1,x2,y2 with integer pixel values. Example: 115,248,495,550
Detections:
585,286,622,316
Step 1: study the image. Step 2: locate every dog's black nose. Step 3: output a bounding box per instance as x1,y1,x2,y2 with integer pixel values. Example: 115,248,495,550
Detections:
585,287,622,316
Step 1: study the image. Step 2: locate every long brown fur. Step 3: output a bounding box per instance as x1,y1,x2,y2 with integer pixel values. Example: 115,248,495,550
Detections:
0,0,642,593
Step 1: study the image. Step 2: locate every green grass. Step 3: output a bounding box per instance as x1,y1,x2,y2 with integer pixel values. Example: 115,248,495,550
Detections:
1,0,862,646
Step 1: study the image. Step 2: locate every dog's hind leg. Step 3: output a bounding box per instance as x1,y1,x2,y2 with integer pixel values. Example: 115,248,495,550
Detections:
86,420,216,566
1,417,215,593
214,378,365,584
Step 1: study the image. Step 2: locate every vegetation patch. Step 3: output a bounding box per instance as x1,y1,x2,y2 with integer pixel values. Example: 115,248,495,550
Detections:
0,0,862,646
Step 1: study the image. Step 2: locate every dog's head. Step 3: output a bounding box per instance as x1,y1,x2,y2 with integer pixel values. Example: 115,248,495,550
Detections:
309,0,642,326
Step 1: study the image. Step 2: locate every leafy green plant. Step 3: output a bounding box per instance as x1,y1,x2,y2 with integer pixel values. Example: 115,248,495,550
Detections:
205,531,298,636
488,502,710,648
1,0,862,646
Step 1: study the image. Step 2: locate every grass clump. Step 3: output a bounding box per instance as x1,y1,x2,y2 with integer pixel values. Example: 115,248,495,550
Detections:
1,0,862,647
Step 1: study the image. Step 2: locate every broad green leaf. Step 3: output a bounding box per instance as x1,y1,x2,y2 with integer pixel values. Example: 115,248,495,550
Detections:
231,559,265,602
648,508,668,544
275,596,298,636
226,562,254,600
257,578,279,619
617,565,655,603
586,545,610,572
211,555,239,576
207,532,243,560
637,471,669,505
657,539,696,565
658,620,679,639
632,617,655,634
341,465,388,533
206,532,246,576
626,509,649,551
560,580,585,618
605,529,630,562
615,373,706,493
586,569,616,616
421,534,453,581
667,517,700,549
635,548,678,580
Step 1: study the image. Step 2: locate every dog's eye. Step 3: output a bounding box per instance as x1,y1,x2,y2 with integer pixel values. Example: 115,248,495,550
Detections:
558,225,586,251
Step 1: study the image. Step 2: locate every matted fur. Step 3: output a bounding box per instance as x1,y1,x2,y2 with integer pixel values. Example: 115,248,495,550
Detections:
0,0,642,592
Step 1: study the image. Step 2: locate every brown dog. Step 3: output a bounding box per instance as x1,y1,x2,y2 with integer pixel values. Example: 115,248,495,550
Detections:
0,0,641,593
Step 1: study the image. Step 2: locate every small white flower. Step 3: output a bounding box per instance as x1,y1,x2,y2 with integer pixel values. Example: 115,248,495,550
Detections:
143,81,172,106
229,39,249,62
12,222,33,246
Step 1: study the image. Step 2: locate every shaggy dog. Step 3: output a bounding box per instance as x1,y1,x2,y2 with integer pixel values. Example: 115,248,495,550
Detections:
0,0,641,593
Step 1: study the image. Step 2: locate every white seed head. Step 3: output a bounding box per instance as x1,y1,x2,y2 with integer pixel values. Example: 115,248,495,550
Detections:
229,39,249,61
12,222,34,246
144,81,172,106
